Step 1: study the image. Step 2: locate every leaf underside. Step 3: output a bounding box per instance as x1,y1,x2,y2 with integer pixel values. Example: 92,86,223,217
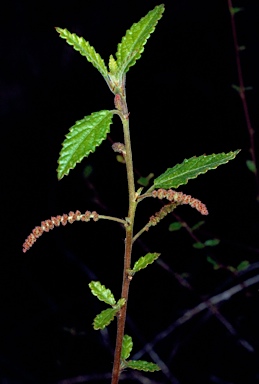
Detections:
89,281,116,306
154,150,240,189
58,110,113,179
116,4,164,77
56,27,108,78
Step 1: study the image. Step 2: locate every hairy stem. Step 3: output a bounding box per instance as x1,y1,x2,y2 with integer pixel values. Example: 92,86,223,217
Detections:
111,94,136,384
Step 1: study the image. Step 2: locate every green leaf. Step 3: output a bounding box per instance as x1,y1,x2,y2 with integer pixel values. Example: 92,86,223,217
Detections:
169,222,182,231
56,27,108,78
126,360,160,372
193,242,205,249
230,7,244,15
154,151,240,189
137,173,154,187
58,110,113,179
207,256,220,270
93,308,117,330
246,160,257,174
191,221,205,231
204,239,220,247
132,252,160,273
121,335,133,360
89,281,116,306
116,298,126,308
237,260,250,271
108,54,118,75
116,4,164,77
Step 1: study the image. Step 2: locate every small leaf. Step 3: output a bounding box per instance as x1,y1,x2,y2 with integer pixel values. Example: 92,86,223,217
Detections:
126,360,160,372
204,239,220,247
116,4,164,77
116,298,126,308
56,28,108,78
83,165,93,178
121,335,133,360
232,84,241,93
154,151,240,189
191,221,205,231
137,173,154,187
58,110,113,179
108,54,118,75
168,222,182,231
237,260,250,271
230,7,244,15
246,160,257,174
89,281,116,306
207,256,220,270
193,242,205,249
132,252,160,273
93,308,117,330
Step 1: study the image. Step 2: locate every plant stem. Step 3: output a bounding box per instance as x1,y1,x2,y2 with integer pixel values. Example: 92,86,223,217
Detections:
111,95,136,384
227,0,259,200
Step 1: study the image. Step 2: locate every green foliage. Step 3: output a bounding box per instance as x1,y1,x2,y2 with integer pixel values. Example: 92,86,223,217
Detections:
132,252,160,273
204,239,220,247
115,5,164,79
121,335,133,360
193,242,205,249
89,281,116,306
56,27,108,78
246,160,256,174
237,260,250,271
126,360,161,372
154,151,240,189
93,307,118,330
169,222,183,231
57,110,113,179
191,221,205,231
230,7,244,15
137,173,154,187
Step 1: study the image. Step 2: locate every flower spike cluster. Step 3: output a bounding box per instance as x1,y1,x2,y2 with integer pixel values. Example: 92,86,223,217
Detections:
23,210,99,253
152,189,208,215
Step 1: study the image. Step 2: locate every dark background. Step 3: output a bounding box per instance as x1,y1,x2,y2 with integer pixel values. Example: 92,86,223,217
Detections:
1,0,259,383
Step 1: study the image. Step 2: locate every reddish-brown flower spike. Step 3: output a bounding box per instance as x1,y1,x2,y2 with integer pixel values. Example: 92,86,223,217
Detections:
22,210,100,253
151,189,208,215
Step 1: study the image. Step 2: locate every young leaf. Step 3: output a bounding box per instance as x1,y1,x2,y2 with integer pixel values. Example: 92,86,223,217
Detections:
116,298,126,309
58,110,113,179
154,151,240,189
132,252,160,273
115,4,164,77
93,308,117,330
169,222,182,231
56,28,108,78
89,281,116,306
126,360,160,372
121,335,133,360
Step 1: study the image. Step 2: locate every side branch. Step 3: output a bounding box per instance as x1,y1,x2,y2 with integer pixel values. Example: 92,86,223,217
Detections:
23,210,127,253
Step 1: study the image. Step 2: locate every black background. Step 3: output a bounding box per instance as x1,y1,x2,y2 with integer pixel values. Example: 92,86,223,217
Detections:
1,1,259,383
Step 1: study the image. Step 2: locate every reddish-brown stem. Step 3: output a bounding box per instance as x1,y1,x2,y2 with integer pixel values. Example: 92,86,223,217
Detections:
111,228,133,384
111,90,136,384
228,0,259,199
